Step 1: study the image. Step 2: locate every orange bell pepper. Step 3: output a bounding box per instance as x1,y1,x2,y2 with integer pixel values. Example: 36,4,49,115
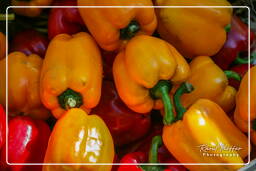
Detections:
163,82,249,171
0,32,6,60
0,52,50,119
155,0,232,58
234,66,256,145
40,32,102,119
43,108,114,171
177,56,240,113
12,0,53,17
113,35,190,125
77,0,157,51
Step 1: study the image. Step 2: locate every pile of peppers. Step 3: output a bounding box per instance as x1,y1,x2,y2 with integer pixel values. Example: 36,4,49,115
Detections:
0,0,255,171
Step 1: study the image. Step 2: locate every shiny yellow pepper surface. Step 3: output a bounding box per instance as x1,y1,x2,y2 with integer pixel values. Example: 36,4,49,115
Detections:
43,108,115,171
163,83,249,171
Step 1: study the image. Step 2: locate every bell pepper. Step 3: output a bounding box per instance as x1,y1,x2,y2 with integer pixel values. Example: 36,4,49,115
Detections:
177,56,241,113
1,116,51,171
163,82,249,171
92,80,151,146
228,64,252,90
77,0,157,51
40,32,102,119
0,32,6,60
48,0,85,40
12,0,53,17
10,29,49,57
113,35,190,125
0,104,5,150
43,108,114,171
0,52,50,120
213,15,255,69
234,66,256,144
118,135,186,171
155,0,232,58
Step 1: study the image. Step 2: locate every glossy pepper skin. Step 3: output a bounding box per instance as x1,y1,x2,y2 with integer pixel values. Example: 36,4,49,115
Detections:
2,116,51,171
113,35,190,125
40,32,102,119
156,0,232,58
43,108,114,171
10,29,49,57
48,0,85,40
213,15,255,69
12,0,53,17
92,80,151,146
0,32,6,60
77,0,157,51
0,52,50,120
234,66,256,144
178,56,238,113
163,83,249,171
0,105,5,150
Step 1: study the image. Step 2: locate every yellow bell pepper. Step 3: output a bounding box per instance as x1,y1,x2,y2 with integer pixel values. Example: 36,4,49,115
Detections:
0,52,50,119
234,66,256,145
155,0,232,58
176,56,240,113
40,32,102,119
77,0,157,51
163,82,249,171
113,35,190,125
43,108,114,171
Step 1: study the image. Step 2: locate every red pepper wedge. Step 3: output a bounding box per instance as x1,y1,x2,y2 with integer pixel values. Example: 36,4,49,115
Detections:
213,15,255,69
92,80,151,146
10,29,49,58
0,104,5,150
48,0,85,39
0,116,51,171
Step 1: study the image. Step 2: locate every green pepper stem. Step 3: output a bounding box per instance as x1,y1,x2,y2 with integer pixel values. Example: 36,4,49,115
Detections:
58,88,83,110
0,14,15,21
233,52,256,65
120,20,140,40
173,82,194,121
224,70,241,81
150,80,174,125
148,136,162,163
225,24,231,32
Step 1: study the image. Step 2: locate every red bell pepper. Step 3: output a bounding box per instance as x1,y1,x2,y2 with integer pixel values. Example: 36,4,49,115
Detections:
48,0,85,39
118,136,187,171
0,105,6,150
10,29,49,58
213,15,255,69
92,80,151,146
0,116,51,171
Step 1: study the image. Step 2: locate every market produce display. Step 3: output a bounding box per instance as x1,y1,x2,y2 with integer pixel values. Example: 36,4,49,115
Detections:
0,0,255,171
